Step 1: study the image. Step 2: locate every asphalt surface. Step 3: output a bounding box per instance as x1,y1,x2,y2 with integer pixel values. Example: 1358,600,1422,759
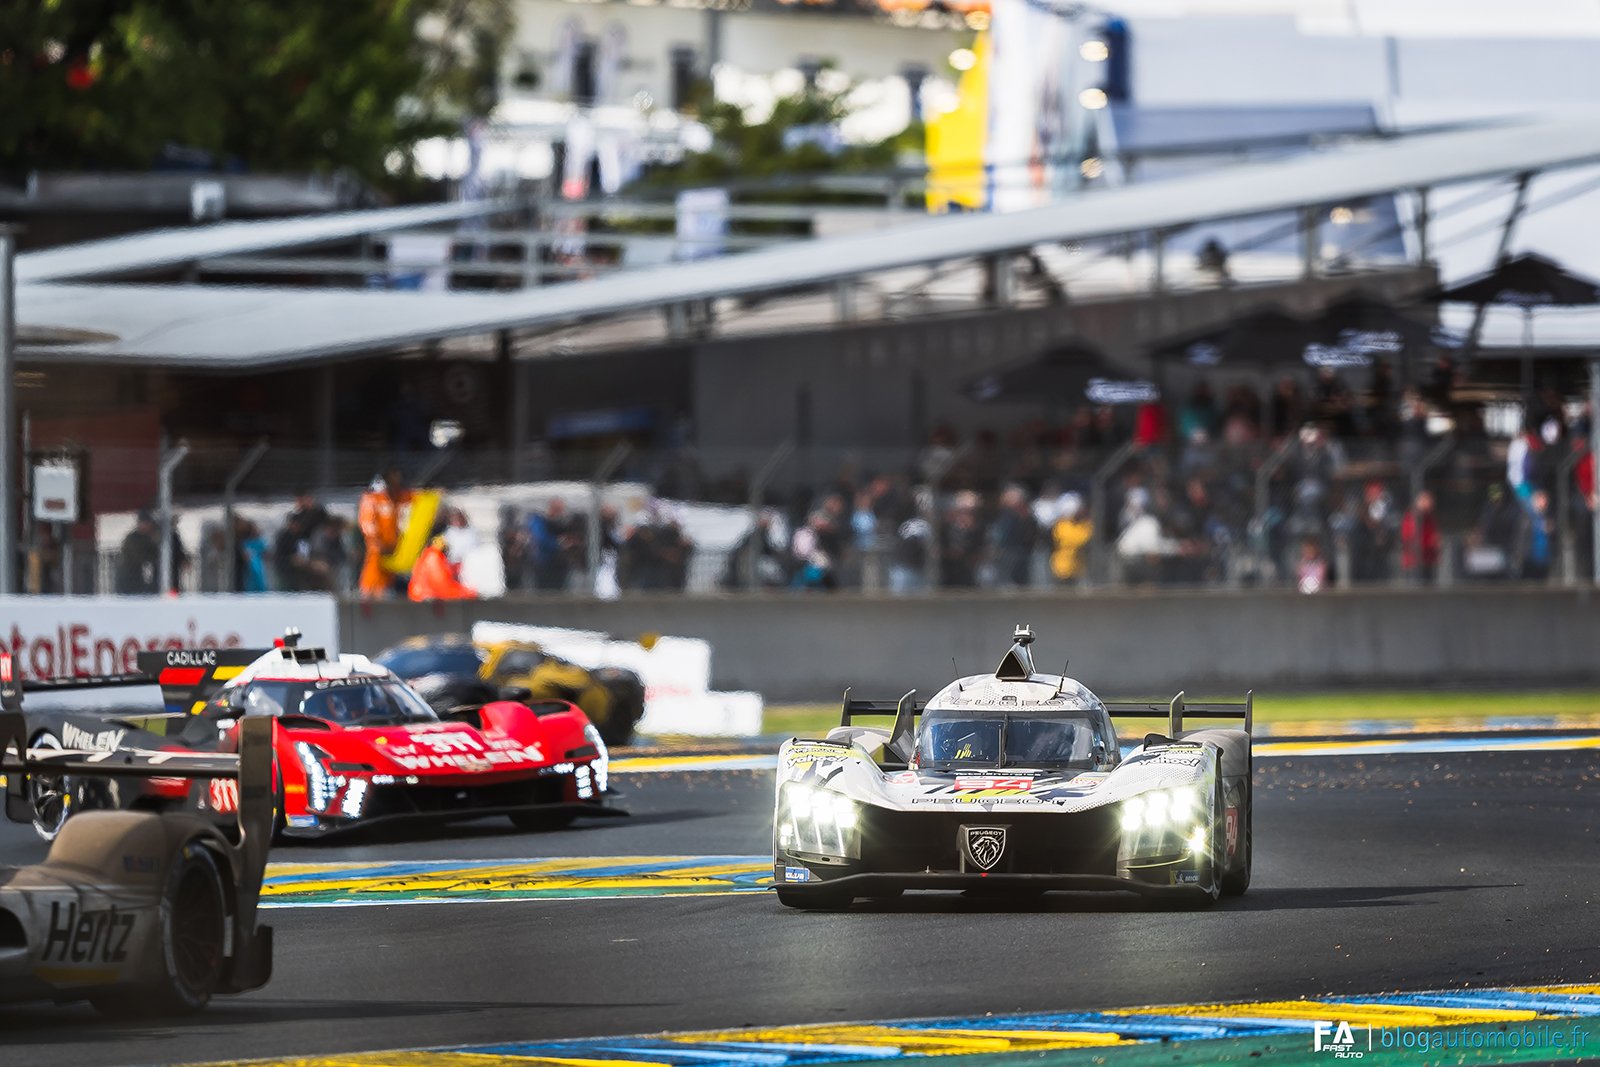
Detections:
2,749,1598,1067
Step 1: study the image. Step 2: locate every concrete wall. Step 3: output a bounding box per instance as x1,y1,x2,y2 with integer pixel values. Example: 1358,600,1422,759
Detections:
340,588,1600,702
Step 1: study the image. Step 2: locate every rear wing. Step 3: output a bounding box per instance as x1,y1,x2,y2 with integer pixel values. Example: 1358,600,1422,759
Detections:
839,687,924,763
0,649,264,718
1104,691,1254,737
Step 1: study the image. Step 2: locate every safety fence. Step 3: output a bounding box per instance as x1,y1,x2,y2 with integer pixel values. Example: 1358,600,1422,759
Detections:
23,430,1596,597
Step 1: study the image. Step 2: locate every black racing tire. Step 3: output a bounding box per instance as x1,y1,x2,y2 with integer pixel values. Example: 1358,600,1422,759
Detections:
1220,779,1253,897
776,888,852,911
509,810,577,832
92,842,228,1017
593,667,645,747
269,760,287,844
27,731,73,842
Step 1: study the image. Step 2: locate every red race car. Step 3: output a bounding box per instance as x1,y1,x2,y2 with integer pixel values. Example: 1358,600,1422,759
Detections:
173,634,621,838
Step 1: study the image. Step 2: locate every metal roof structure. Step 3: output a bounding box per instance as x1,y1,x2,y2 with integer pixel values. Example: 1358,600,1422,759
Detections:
16,199,510,284
18,112,1600,368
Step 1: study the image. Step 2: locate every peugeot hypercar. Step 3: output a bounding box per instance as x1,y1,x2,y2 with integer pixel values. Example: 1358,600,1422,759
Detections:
772,626,1252,908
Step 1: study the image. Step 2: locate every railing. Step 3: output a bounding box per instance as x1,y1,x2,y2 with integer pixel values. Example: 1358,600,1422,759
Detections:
20,432,1591,597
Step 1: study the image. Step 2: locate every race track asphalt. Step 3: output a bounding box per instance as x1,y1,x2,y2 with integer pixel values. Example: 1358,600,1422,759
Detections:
1,747,1597,1067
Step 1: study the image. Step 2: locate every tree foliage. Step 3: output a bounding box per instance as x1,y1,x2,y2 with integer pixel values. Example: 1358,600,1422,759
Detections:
0,0,511,189
636,78,921,195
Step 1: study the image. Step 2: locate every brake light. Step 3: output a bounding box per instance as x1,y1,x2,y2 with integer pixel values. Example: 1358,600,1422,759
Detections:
1,654,12,683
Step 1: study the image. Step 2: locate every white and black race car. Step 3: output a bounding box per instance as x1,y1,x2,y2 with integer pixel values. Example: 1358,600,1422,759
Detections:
0,660,275,1014
772,626,1252,909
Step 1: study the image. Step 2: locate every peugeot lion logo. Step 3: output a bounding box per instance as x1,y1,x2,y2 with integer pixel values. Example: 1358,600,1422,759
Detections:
964,826,1007,871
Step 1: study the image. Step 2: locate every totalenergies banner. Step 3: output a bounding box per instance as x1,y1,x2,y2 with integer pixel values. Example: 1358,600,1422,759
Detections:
0,595,339,681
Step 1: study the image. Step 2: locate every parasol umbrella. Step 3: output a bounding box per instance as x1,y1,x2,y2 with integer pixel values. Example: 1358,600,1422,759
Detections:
1147,305,1316,372
1301,293,1446,377
964,340,1160,408
1433,252,1600,401
1438,252,1600,309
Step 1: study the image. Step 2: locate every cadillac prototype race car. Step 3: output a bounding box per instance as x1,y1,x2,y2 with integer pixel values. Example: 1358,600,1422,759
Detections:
772,626,1252,909
0,667,274,1015
15,633,620,840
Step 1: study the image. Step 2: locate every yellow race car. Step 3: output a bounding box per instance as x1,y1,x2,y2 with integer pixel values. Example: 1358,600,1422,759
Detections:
376,634,647,747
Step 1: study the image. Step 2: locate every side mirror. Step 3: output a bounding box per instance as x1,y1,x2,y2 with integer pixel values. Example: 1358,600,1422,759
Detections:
498,685,533,704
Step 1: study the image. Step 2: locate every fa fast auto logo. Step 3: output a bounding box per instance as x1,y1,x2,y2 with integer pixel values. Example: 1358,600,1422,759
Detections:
1313,1021,1371,1059
962,826,1007,871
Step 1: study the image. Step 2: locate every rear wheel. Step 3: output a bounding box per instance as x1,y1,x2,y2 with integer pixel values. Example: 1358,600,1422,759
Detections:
27,732,73,842
776,887,852,911
93,843,228,1017
593,668,644,747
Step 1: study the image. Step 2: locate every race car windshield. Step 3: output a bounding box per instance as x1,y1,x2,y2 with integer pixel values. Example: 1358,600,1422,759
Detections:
916,711,1102,770
239,680,440,726
376,645,484,679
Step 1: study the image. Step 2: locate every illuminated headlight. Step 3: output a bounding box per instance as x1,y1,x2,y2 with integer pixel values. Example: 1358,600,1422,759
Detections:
296,742,338,814
1120,797,1143,832
1168,786,1197,822
340,778,369,819
788,785,815,819
1188,826,1208,855
1142,791,1170,828
583,723,610,794
779,784,859,858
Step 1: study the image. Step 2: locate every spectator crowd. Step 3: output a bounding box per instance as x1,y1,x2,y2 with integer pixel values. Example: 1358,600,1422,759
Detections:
83,362,1598,598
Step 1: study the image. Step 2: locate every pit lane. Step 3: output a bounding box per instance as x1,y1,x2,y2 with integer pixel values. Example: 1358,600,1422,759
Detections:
1,743,1598,1067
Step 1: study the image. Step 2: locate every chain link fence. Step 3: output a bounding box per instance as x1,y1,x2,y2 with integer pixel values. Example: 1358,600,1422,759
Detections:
22,429,1595,598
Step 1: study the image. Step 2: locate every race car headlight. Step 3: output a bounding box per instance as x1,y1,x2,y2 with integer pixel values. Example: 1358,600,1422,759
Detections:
1167,786,1198,822
1187,825,1208,855
340,777,369,819
1120,796,1144,831
296,742,338,814
779,784,859,859
1142,790,1170,828
582,723,610,795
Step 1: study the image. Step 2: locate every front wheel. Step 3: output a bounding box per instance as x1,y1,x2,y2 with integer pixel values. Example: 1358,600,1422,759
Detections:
1220,779,1252,897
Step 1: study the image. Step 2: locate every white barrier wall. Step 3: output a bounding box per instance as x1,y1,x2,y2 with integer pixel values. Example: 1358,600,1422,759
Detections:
0,595,339,680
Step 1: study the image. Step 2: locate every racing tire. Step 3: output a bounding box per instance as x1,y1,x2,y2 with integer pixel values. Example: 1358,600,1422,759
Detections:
91,842,229,1017
593,668,645,748
26,732,74,842
509,810,577,833
776,887,853,911
1220,780,1252,897
269,760,287,844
